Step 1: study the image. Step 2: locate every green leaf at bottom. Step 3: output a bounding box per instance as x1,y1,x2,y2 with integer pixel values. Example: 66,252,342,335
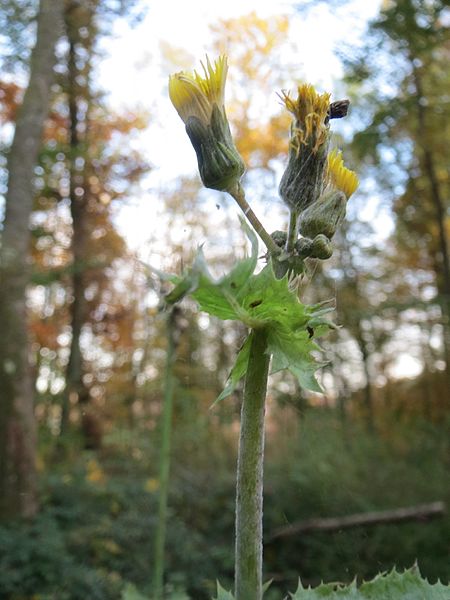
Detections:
290,567,450,600
213,581,235,600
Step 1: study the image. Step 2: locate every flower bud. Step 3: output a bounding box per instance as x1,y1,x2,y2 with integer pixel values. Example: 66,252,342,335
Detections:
310,234,333,260
298,190,347,240
294,237,313,258
271,230,287,248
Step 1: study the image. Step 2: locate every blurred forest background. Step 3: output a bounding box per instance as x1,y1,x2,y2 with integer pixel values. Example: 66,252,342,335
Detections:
0,0,449,599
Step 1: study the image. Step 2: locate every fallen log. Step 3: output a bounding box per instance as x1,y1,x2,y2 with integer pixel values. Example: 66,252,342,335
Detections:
266,501,445,542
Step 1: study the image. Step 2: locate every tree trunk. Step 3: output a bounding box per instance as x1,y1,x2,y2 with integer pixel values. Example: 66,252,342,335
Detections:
356,322,375,433
358,332,375,433
412,63,450,391
60,6,91,435
0,0,63,520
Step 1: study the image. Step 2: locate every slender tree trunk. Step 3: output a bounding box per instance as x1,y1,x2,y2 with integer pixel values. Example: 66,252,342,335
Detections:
60,8,91,435
337,376,348,426
0,0,63,520
421,318,438,420
412,63,450,391
356,323,375,433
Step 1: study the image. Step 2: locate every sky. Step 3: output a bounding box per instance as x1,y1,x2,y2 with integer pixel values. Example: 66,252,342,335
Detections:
98,0,385,251
95,0,425,381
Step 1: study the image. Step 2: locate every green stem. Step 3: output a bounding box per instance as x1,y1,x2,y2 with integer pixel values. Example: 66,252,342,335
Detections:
285,209,299,254
153,309,177,599
229,184,281,257
235,328,271,600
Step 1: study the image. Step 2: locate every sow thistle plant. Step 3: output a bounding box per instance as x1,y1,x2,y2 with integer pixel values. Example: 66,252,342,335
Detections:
162,56,446,600
167,54,352,600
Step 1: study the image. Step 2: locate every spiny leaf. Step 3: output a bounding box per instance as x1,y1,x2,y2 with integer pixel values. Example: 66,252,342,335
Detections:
211,578,272,599
269,326,326,393
213,581,235,600
164,249,205,305
290,567,450,599
164,227,335,395
223,215,259,289
214,334,253,404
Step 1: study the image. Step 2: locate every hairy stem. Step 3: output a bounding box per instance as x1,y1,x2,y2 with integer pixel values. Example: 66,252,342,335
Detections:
285,209,299,254
229,184,281,257
235,328,271,600
153,309,177,599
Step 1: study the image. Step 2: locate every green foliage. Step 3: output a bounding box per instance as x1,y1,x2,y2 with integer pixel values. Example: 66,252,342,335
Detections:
291,568,449,599
0,512,121,600
1,417,448,599
121,582,189,600
263,414,450,594
216,569,450,600
122,583,151,600
165,222,335,398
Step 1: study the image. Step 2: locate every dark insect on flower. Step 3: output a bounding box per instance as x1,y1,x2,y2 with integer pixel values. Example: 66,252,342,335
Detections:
326,99,350,123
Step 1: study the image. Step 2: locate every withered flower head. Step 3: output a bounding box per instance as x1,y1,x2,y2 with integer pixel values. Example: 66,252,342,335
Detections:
279,84,331,212
281,84,331,155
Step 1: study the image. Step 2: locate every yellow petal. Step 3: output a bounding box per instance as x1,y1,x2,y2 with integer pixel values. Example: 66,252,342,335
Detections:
169,55,228,125
327,148,359,198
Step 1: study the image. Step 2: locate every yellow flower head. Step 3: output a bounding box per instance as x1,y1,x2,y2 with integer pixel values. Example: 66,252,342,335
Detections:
281,84,331,154
169,55,228,125
168,55,244,192
326,149,359,198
